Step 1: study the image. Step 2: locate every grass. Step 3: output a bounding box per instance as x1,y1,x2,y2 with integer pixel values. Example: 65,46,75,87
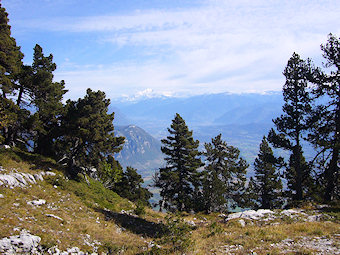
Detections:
1,148,339,254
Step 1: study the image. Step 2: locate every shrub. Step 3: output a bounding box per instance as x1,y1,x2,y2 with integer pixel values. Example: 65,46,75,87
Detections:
161,214,194,253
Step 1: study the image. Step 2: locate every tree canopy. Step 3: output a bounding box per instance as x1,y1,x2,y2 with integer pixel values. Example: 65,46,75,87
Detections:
155,113,203,212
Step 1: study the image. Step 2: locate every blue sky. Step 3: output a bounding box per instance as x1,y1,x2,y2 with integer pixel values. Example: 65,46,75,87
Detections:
3,0,340,100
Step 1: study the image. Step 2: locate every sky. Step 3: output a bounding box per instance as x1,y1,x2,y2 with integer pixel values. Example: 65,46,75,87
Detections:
2,0,340,100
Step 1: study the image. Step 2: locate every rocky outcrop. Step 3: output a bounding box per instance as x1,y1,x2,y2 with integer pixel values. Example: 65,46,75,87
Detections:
0,230,94,255
0,230,41,254
224,208,328,224
0,169,55,188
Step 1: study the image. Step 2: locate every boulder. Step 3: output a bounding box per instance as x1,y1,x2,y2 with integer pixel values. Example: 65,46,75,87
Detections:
0,230,41,254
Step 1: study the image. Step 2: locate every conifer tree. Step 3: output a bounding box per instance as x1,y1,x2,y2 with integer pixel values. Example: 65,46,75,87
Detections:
27,44,67,156
202,134,248,212
247,136,283,209
0,3,23,98
115,167,152,206
268,52,314,202
308,33,340,201
0,3,28,146
57,89,124,178
154,113,202,212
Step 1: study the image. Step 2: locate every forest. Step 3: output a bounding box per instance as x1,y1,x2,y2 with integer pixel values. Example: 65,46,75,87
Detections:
0,2,339,215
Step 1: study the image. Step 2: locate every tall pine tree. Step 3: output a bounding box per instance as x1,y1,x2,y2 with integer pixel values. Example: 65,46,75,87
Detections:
308,33,340,201
202,134,248,212
268,52,314,202
28,44,67,156
0,3,28,146
154,113,202,212
247,136,283,209
0,3,23,98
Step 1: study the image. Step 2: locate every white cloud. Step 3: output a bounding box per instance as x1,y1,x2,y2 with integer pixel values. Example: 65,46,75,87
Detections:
42,0,340,98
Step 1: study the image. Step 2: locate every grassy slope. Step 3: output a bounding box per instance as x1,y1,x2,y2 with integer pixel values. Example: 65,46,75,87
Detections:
0,148,339,254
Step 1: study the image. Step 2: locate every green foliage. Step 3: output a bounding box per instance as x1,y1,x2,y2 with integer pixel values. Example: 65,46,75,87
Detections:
98,156,123,190
134,201,146,217
0,4,23,97
155,113,203,212
46,174,133,212
246,136,283,209
115,166,152,206
56,89,124,178
201,134,248,212
161,214,194,253
207,221,224,237
308,33,340,202
27,44,67,157
269,52,315,202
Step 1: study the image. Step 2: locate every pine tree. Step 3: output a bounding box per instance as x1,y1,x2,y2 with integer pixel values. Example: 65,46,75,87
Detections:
247,136,283,209
0,3,28,146
154,113,202,212
115,167,152,206
268,52,314,202
308,33,340,201
202,134,248,212
27,44,67,156
57,89,125,178
0,3,23,98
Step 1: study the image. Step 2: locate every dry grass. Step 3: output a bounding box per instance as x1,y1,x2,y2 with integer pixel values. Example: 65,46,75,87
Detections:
1,150,339,254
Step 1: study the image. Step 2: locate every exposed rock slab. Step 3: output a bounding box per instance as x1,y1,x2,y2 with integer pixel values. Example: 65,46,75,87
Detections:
0,230,41,254
0,171,55,188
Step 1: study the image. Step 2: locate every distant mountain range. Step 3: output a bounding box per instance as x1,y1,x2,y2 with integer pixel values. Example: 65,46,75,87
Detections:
111,92,285,177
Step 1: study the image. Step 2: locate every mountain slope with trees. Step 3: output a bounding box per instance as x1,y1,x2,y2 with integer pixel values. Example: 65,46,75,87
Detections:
0,2,339,254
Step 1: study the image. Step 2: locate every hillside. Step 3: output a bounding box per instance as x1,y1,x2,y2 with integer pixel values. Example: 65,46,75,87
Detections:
0,148,339,254
114,125,164,177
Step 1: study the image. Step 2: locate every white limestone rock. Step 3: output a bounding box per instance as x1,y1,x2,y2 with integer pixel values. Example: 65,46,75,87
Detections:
185,220,196,227
0,170,54,188
238,219,246,227
0,230,41,254
46,214,64,221
226,209,275,221
27,199,46,206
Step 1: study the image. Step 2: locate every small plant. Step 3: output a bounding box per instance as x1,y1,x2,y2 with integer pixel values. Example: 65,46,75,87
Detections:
100,242,121,254
134,201,146,217
207,221,223,237
161,214,194,253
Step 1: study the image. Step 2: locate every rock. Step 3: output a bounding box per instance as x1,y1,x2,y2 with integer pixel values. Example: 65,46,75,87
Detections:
27,199,46,206
12,173,28,186
306,214,322,222
185,220,196,227
281,209,305,217
46,214,64,221
316,204,330,209
226,209,275,221
47,246,61,254
22,173,37,184
239,219,246,227
0,171,54,188
0,174,20,188
0,230,41,254
65,247,83,254
44,171,56,176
